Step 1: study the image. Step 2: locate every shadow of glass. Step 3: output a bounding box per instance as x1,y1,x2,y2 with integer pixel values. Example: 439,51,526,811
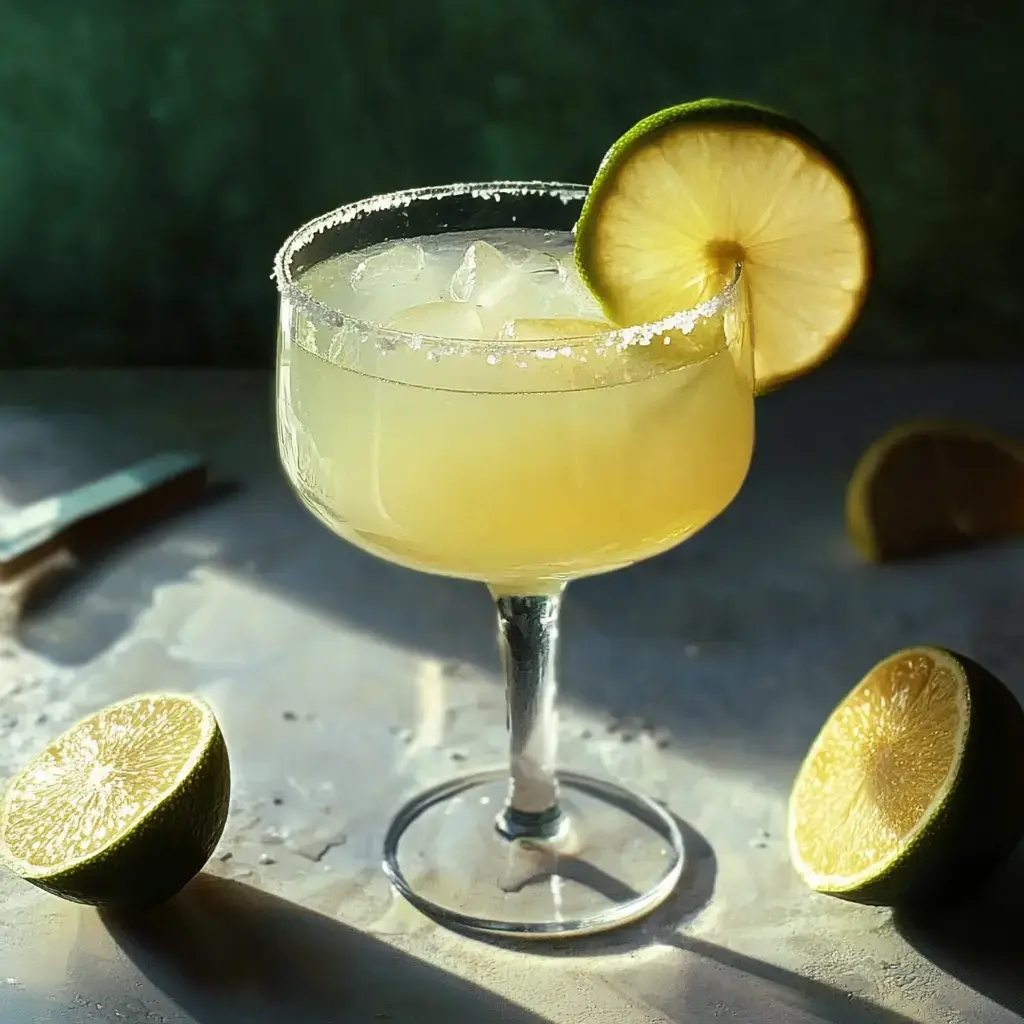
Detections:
100,873,551,1024
453,818,917,1023
469,815,716,957
647,933,923,1024
894,845,1024,1019
92,869,922,1024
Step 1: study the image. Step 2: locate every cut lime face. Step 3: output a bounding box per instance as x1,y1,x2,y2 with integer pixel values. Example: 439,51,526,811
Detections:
575,98,872,393
0,693,230,908
788,647,1024,907
846,420,1024,562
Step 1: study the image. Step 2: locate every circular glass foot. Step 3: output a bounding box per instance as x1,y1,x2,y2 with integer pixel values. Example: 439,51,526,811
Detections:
382,769,684,939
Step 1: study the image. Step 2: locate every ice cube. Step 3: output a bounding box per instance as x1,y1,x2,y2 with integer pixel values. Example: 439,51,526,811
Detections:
449,241,522,306
350,242,452,325
504,244,563,277
403,259,452,308
296,256,358,310
544,256,606,319
497,317,615,342
351,243,426,293
387,301,488,340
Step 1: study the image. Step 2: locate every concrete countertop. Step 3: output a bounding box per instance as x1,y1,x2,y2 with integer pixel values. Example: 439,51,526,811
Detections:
0,366,1022,1024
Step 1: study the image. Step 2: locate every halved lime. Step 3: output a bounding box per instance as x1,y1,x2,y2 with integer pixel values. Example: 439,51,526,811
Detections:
0,693,230,908
574,98,872,392
788,646,1024,907
846,420,1024,562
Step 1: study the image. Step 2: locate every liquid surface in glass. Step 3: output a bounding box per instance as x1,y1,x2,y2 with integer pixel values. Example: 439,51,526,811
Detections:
277,228,754,592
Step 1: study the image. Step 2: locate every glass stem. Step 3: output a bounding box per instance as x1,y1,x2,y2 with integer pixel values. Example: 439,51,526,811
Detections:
491,591,566,842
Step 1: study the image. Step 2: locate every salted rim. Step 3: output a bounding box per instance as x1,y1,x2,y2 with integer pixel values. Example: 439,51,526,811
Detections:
271,181,740,356
0,692,221,878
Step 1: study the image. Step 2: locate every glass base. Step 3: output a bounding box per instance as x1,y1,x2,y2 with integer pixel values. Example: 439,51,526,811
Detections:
382,768,684,939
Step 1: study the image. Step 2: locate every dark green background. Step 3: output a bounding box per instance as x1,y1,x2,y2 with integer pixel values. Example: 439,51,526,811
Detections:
2,2,1022,366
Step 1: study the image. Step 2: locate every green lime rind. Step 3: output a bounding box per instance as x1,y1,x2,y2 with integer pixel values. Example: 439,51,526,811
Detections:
800,647,1024,910
574,98,875,392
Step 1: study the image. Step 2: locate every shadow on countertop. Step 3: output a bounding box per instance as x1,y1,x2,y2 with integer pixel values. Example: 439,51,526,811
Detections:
100,874,550,1024
9,367,1024,791
94,871,926,1024
470,821,921,1023
895,844,1024,1021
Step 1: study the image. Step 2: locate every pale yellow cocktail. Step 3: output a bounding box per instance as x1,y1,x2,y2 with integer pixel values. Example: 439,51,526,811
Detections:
278,226,753,593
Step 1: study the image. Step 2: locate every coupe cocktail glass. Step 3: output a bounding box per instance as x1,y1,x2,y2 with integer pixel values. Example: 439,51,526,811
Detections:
273,182,754,938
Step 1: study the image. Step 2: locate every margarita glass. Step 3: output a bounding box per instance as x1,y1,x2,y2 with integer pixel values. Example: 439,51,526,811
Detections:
273,181,753,938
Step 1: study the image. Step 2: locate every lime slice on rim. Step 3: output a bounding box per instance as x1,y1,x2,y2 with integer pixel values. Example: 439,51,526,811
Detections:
846,420,1024,562
0,693,230,908
574,98,872,393
788,646,1024,907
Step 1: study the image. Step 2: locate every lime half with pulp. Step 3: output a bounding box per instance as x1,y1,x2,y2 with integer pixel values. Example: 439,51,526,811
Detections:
0,693,230,908
846,420,1024,562
574,98,872,392
788,646,1024,907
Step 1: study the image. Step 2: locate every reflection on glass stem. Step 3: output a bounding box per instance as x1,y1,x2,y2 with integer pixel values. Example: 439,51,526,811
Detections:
493,592,567,842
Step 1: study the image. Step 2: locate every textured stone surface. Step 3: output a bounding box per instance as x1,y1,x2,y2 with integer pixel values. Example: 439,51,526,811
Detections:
2,4,1024,365
0,367,1022,1021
